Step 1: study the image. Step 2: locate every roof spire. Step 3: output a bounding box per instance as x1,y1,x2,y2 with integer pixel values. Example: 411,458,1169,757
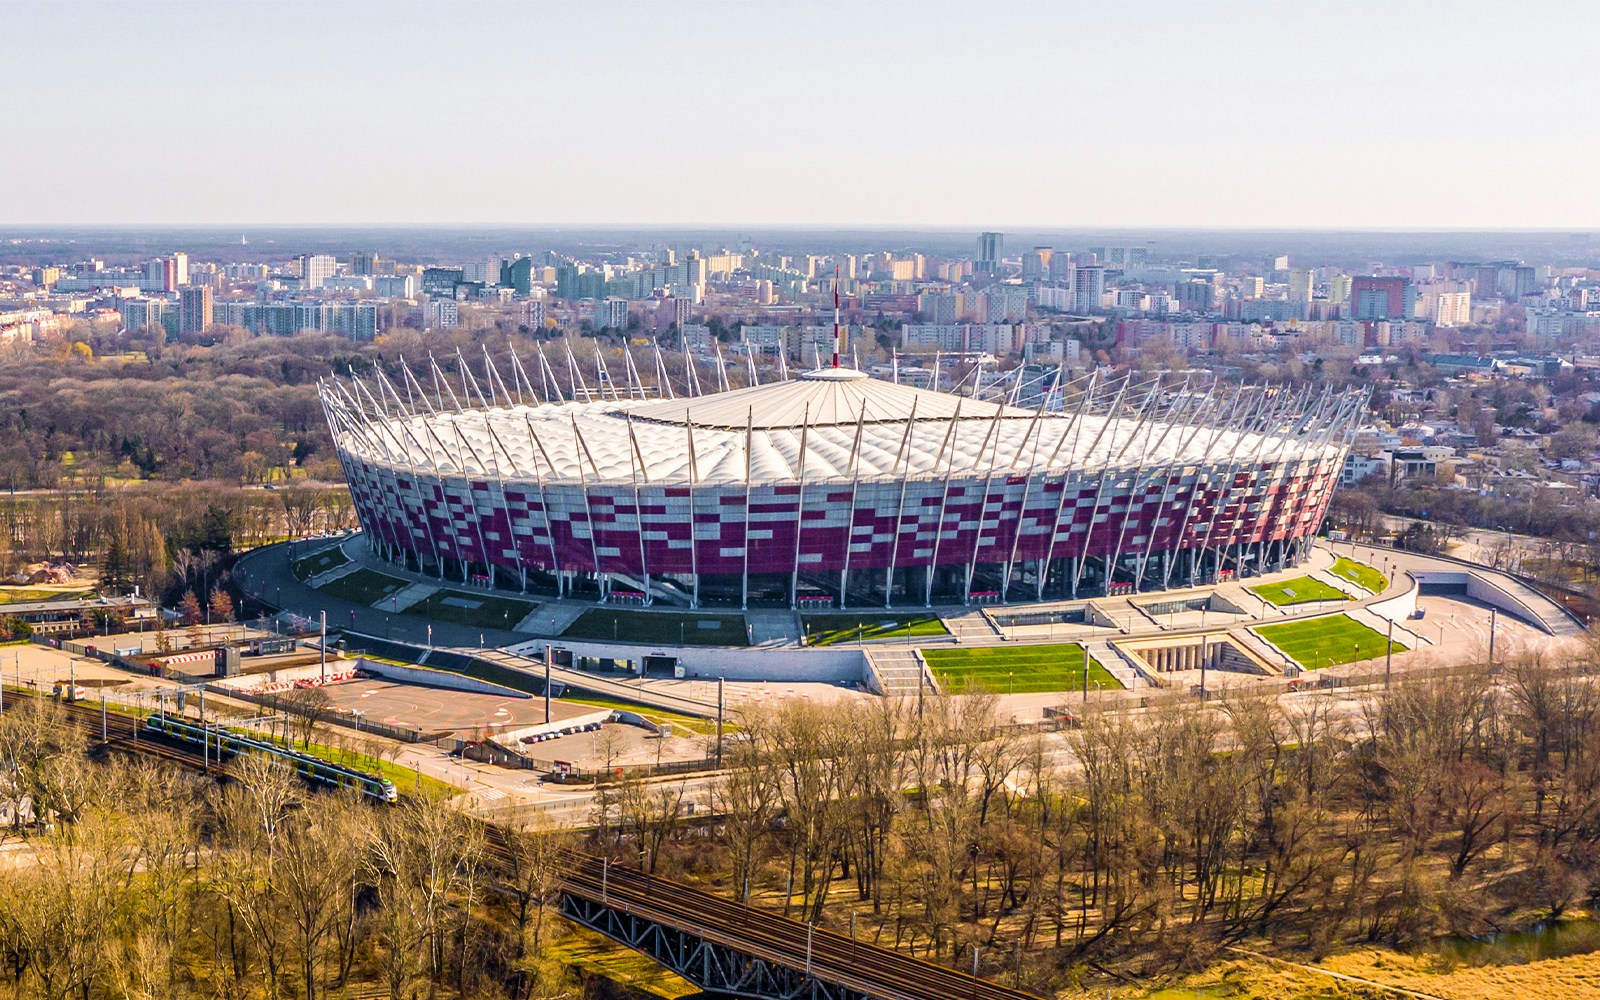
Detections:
832,264,841,369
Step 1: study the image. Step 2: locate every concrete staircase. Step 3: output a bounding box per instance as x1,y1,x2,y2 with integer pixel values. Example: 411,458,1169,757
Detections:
1233,626,1295,672
1345,606,1429,649
945,610,1002,642
746,610,800,646
866,648,933,697
1083,640,1145,689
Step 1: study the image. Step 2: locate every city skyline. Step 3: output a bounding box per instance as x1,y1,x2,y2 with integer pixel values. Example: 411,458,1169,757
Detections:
6,0,1600,229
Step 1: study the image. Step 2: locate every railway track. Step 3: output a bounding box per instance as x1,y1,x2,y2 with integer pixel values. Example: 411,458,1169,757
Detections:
556,852,1033,1000
480,826,1033,1000
22,697,1033,998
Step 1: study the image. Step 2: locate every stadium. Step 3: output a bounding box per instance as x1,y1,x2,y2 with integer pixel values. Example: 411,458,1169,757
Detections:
319,354,1367,610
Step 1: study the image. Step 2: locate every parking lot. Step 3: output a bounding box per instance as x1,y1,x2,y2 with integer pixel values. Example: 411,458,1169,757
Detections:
317,678,593,737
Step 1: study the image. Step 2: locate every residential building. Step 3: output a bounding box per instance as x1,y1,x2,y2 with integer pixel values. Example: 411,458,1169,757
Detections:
1351,276,1415,321
976,232,1003,276
425,299,459,330
178,285,213,335
595,296,629,331
1287,268,1314,317
1072,265,1106,312
299,254,338,290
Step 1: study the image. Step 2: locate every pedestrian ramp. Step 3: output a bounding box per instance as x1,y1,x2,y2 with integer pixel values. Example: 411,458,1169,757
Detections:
385,582,440,612
308,560,363,589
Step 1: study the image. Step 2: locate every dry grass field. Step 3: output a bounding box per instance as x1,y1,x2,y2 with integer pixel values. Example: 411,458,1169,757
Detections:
1105,946,1600,999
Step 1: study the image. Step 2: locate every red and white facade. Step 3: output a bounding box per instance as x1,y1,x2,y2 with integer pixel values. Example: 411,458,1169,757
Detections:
321,356,1364,610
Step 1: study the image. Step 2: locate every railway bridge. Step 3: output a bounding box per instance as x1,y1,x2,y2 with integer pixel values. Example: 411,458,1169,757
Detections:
40,699,1034,1000
558,854,1036,1000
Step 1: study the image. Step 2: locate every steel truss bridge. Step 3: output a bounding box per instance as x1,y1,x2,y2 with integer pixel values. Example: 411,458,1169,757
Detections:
557,853,1036,1000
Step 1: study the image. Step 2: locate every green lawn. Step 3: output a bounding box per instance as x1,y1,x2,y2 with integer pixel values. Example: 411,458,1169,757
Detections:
803,612,950,646
403,589,538,630
0,588,93,606
291,545,350,581
1254,614,1407,671
562,609,749,646
316,568,411,606
921,643,1122,695
1249,576,1350,606
1330,556,1388,594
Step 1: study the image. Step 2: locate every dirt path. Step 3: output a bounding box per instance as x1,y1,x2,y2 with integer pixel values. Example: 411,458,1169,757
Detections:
1225,946,1453,1000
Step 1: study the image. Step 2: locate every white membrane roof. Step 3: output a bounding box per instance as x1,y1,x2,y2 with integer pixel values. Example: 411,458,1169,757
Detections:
628,367,1036,429
340,371,1347,486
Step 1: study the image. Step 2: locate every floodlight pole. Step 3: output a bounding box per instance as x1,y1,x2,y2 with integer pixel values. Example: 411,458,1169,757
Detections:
716,676,725,765
544,644,552,725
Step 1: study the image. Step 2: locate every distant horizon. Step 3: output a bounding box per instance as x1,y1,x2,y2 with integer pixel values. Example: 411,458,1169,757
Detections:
5,0,1599,229
6,223,1600,234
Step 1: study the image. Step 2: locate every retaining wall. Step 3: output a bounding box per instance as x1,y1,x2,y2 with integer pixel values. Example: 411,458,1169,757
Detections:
355,657,531,698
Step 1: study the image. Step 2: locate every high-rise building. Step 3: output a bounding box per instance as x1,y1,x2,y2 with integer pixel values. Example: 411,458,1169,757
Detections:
520,296,546,331
502,257,536,296
1090,247,1149,270
425,299,459,330
1327,274,1352,305
976,232,1004,276
1416,283,1472,327
1072,265,1106,312
1287,268,1314,317
1351,276,1416,321
351,251,378,276
1021,247,1053,282
120,297,175,336
1176,278,1215,314
300,254,338,289
918,292,959,325
171,252,188,287
595,297,629,331
422,267,465,297
179,285,213,335
146,257,177,292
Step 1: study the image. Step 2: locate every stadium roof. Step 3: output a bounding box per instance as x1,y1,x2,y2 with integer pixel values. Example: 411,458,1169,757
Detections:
628,367,1036,429
326,367,1360,487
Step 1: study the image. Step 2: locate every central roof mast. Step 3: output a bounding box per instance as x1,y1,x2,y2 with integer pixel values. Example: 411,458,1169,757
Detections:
832,264,841,369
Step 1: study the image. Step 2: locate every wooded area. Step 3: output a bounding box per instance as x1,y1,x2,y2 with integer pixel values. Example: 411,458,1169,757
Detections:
3,645,1599,998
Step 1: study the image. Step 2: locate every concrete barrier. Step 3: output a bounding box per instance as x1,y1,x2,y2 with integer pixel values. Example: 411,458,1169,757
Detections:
1365,572,1420,623
354,657,531,698
513,638,868,684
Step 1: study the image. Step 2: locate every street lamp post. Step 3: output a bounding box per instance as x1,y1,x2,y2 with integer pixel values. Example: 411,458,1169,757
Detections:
1385,618,1394,689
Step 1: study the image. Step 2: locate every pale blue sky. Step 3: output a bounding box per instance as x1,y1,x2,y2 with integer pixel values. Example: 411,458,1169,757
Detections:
5,0,1598,227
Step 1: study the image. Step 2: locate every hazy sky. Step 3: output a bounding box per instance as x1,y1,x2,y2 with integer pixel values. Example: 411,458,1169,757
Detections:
6,0,1599,228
